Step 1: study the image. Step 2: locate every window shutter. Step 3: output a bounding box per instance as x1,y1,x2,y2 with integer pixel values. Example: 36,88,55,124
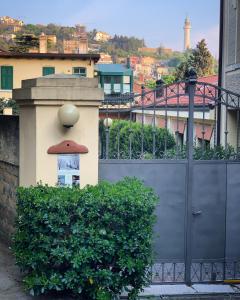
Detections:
42,67,55,76
1,66,13,90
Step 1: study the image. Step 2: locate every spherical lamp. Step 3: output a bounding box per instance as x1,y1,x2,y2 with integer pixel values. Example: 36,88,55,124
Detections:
103,117,113,128
58,104,79,128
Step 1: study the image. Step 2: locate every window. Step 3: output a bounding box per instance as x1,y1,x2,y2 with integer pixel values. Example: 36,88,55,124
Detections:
123,84,130,93
1,66,13,90
123,76,130,93
73,67,86,77
103,84,111,94
113,76,121,84
103,76,111,84
42,67,55,76
123,76,130,84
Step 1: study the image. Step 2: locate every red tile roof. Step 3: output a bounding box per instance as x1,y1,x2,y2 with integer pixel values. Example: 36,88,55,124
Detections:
134,75,218,107
198,75,218,85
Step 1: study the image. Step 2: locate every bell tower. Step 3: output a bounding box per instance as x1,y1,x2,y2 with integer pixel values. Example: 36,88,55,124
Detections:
184,16,191,50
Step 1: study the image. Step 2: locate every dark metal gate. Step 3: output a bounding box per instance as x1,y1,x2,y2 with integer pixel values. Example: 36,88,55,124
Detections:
99,72,240,284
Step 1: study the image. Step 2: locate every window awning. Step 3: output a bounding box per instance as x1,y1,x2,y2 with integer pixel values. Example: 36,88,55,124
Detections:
195,124,213,141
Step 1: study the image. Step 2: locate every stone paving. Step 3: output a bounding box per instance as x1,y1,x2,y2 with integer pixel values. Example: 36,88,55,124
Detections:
0,242,73,300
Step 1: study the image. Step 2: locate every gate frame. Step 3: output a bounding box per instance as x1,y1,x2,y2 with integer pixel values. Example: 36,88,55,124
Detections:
99,71,240,285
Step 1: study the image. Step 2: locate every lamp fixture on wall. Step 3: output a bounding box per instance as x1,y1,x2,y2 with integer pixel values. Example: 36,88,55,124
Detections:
58,104,80,128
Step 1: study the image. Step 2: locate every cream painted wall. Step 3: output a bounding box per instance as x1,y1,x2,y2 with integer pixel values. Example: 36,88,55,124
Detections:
35,105,99,188
19,106,37,186
0,57,95,98
14,76,103,188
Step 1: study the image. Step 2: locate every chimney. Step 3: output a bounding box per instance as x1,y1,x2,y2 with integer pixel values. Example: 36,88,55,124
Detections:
39,32,47,53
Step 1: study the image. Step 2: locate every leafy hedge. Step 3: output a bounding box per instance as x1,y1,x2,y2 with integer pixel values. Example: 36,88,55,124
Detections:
13,178,158,299
164,144,238,160
100,120,175,159
0,98,19,115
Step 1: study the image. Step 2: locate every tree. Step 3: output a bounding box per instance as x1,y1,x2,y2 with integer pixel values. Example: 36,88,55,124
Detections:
174,50,193,80
162,74,176,85
174,39,215,80
167,52,185,67
191,39,215,77
9,34,39,53
88,28,97,41
145,79,156,89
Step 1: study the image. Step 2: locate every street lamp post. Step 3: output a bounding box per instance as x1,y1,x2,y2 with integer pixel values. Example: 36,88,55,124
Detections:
104,117,113,159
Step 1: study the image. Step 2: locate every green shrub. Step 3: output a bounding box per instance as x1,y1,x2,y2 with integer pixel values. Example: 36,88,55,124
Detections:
0,98,19,115
164,144,238,160
100,120,175,159
13,178,158,299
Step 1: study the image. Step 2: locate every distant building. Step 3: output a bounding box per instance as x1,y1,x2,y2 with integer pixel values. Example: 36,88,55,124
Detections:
135,64,152,76
73,24,87,38
138,47,157,54
0,16,24,32
98,53,113,64
141,56,156,66
95,64,133,95
155,65,169,79
63,39,88,54
184,16,191,50
0,33,16,41
94,31,111,42
63,25,88,54
158,47,173,56
129,56,141,68
47,35,57,45
0,16,24,26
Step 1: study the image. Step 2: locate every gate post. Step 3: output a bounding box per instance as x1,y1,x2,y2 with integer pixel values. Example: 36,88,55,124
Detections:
13,75,103,188
185,69,197,285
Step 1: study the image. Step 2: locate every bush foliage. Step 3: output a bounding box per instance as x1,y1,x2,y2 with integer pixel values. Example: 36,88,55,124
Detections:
100,120,175,159
0,98,19,115
13,178,158,299
164,144,238,160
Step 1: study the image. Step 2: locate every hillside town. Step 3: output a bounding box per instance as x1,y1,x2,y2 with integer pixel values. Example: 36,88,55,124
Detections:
0,15,217,98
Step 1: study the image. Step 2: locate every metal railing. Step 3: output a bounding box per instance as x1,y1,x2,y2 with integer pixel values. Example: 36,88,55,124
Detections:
99,74,240,160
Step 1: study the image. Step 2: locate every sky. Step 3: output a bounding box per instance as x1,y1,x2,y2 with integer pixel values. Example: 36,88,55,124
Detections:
2,0,220,56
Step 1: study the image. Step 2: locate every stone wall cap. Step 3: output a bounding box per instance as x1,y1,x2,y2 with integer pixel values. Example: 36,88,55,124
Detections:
13,85,104,102
21,75,99,89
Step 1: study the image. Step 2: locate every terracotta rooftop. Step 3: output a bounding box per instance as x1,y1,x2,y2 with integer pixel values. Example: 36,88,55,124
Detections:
135,75,218,108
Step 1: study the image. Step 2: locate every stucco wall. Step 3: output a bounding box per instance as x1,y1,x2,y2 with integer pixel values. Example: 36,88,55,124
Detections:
221,0,240,147
0,57,95,99
0,115,19,244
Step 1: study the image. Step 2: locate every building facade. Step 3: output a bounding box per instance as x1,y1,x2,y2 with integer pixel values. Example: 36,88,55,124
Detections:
63,39,88,54
98,53,113,64
221,0,240,148
0,16,24,32
95,64,133,95
63,25,88,54
94,31,111,42
0,16,24,26
0,50,100,98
